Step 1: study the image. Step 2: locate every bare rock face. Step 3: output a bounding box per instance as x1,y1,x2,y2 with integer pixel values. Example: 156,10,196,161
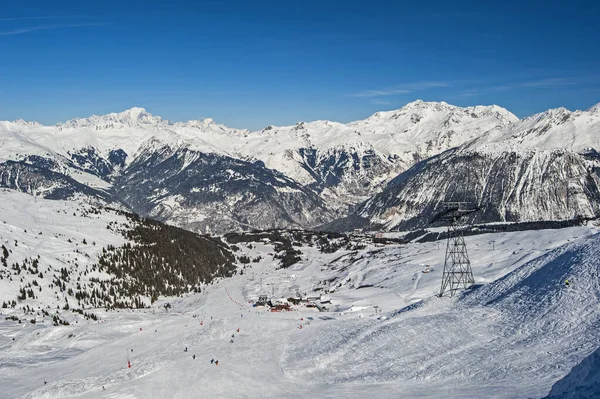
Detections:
344,148,600,232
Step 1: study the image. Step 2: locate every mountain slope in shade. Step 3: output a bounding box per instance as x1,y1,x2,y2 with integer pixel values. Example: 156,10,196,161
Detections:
543,346,600,399
114,142,334,233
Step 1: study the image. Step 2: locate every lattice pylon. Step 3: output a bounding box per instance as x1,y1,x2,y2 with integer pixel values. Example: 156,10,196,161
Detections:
439,223,475,297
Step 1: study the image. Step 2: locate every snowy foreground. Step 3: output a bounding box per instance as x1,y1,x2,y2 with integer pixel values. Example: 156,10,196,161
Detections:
1,194,599,398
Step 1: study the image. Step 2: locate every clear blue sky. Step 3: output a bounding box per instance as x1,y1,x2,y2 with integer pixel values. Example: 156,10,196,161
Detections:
0,0,598,129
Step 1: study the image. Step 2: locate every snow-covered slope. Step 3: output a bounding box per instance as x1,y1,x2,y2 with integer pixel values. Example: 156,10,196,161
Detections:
0,189,236,315
282,231,600,396
0,190,129,313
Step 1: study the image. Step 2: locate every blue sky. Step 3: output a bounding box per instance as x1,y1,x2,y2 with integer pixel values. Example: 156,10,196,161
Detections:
0,0,598,129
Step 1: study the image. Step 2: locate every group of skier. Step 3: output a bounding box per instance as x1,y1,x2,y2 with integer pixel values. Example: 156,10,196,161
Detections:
185,343,218,365
230,327,241,343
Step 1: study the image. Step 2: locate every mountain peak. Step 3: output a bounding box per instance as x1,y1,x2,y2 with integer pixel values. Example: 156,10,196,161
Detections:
176,117,220,129
404,99,449,108
364,100,517,125
121,107,148,119
471,103,600,153
11,119,41,127
59,107,165,129
528,106,571,123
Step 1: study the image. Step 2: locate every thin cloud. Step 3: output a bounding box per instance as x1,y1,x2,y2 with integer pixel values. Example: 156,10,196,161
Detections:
455,90,481,98
397,81,450,91
370,99,392,105
149,90,231,96
0,16,83,21
520,77,574,88
351,81,449,98
490,77,583,92
0,22,106,36
351,89,411,98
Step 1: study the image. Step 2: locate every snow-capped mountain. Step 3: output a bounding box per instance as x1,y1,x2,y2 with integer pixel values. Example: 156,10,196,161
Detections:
0,101,518,232
0,107,247,165
228,100,517,209
339,104,600,231
463,102,600,153
58,107,166,129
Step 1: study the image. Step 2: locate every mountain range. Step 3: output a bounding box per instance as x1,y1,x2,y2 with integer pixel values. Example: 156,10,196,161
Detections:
1,100,599,233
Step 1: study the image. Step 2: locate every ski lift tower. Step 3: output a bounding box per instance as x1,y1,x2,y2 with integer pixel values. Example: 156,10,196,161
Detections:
432,202,478,297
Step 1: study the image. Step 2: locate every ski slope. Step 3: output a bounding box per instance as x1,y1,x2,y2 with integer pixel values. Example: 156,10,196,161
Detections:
0,207,598,398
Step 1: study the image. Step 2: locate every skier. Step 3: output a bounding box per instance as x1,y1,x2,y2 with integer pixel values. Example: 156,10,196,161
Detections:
231,334,235,338
184,347,188,352
215,360,219,366
211,358,214,364
565,279,570,287
230,339,234,343
192,354,196,359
